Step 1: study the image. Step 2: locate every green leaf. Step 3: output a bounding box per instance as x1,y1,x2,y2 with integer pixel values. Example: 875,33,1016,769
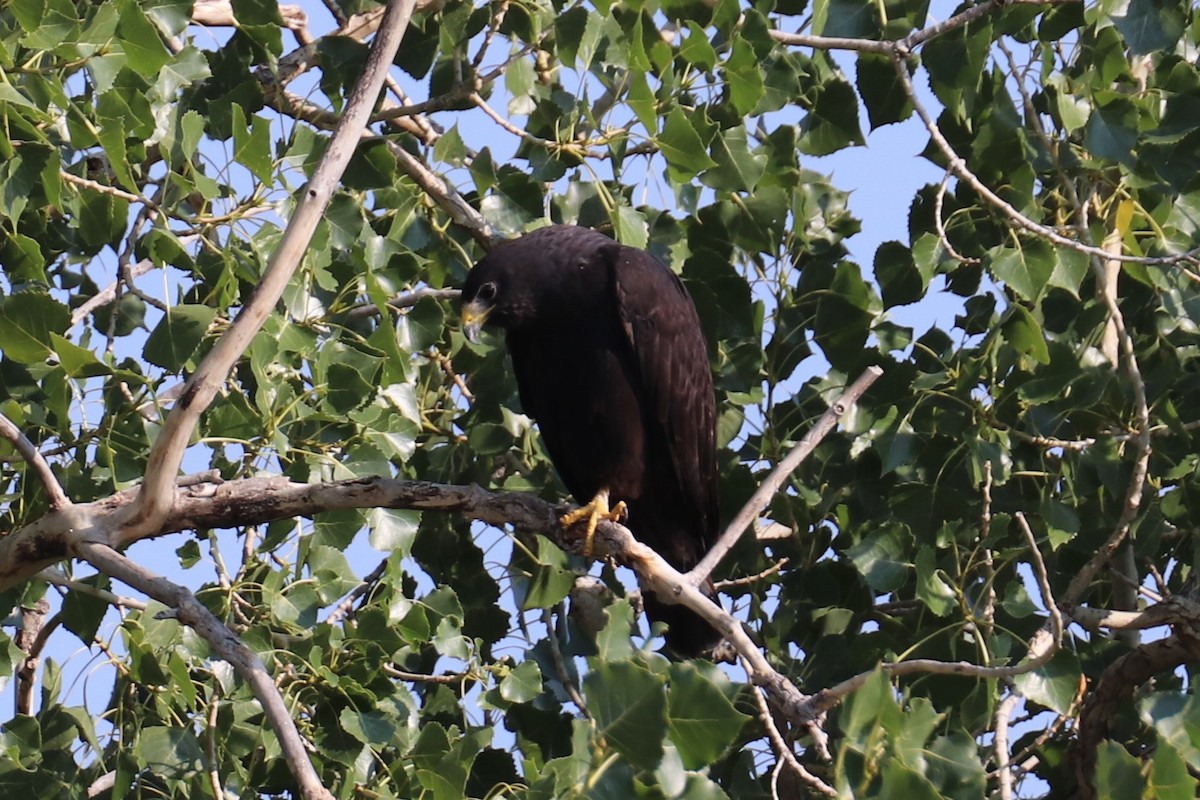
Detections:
137,726,204,776
595,599,637,662
510,535,574,611
840,668,897,745
1013,651,1081,715
1000,304,1050,365
799,75,864,155
813,260,874,370
367,508,420,554
154,45,211,99
627,71,658,134
116,0,169,78
1095,741,1145,800
926,732,987,800
921,16,992,118
879,760,943,799
1085,94,1138,166
50,333,108,378
679,22,717,71
701,126,766,193
61,580,110,644
1048,246,1089,297
232,104,273,184
989,240,1054,302
845,524,910,592
914,546,956,616
340,708,398,747
658,107,717,182
0,231,45,285
1149,741,1198,800
665,663,750,769
0,293,70,363
1113,0,1186,54
143,305,217,371
583,660,667,771
815,0,878,37
875,240,927,308
14,0,80,49
500,660,543,704
434,124,468,167
610,205,649,250
1139,693,1200,768
857,53,912,129
94,101,135,191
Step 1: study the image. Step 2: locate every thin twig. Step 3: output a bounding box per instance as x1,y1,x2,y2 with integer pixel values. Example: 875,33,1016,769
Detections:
71,258,158,327
205,696,223,800
544,607,590,717
891,49,1199,269
344,286,462,319
1015,512,1064,649
326,558,388,625
934,171,980,266
993,690,1020,800
38,568,148,610
691,366,883,583
979,461,996,639
713,558,789,590
811,511,1062,713
384,665,472,684
745,658,836,797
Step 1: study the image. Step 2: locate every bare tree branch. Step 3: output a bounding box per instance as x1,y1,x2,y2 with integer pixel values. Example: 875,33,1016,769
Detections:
126,0,422,543
74,541,335,800
0,412,71,510
14,599,52,716
39,568,148,611
889,48,1198,269
691,365,883,583
745,657,836,797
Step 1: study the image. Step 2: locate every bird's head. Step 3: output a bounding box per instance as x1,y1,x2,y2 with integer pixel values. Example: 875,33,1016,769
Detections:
460,225,616,341
459,256,509,343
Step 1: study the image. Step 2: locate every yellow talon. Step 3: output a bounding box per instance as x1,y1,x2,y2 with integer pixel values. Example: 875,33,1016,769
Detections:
561,488,627,557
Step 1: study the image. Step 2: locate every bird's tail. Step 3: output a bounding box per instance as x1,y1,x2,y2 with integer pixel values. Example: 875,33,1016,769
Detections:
643,578,722,658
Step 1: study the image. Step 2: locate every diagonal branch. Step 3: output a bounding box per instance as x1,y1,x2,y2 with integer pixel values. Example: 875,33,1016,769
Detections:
690,365,883,583
0,412,71,510
74,540,334,800
125,0,421,544
888,49,1198,268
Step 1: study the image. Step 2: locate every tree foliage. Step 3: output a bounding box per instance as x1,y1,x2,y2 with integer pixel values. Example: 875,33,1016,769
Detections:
0,0,1198,797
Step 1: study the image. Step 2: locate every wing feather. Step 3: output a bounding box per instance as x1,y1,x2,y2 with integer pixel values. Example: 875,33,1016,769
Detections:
609,246,719,548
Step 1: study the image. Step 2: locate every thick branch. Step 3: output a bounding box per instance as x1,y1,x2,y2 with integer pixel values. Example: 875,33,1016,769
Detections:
1072,631,1200,799
0,473,817,731
1064,597,1200,632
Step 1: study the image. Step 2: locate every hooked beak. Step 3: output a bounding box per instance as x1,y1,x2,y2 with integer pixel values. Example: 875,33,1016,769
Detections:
461,299,493,343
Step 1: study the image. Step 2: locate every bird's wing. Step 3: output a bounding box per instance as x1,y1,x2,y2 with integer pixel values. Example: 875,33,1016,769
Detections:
609,245,719,546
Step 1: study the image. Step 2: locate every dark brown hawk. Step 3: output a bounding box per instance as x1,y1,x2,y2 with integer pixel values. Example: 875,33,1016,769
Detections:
460,225,720,656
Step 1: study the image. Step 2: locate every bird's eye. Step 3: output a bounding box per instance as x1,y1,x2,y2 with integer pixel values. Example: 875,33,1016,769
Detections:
477,282,498,302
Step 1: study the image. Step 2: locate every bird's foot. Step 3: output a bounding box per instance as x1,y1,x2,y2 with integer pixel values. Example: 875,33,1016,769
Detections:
560,489,627,558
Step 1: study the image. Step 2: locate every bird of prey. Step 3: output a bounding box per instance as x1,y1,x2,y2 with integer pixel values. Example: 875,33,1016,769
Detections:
460,224,720,656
